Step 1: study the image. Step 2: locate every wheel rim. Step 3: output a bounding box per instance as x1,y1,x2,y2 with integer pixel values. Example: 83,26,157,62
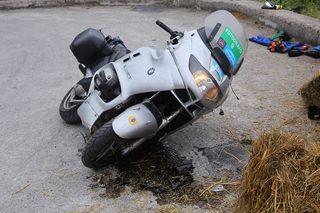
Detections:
63,88,82,110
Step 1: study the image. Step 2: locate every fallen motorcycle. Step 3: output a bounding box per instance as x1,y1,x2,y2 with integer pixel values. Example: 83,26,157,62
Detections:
59,10,248,169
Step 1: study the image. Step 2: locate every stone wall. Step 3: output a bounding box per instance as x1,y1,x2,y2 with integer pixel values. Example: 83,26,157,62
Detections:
168,0,320,45
0,0,165,9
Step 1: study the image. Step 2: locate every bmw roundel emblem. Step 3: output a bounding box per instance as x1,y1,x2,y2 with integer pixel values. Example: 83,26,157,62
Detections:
147,67,155,75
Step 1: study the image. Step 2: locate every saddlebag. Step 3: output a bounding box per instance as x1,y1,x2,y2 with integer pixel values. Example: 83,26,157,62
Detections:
70,28,113,67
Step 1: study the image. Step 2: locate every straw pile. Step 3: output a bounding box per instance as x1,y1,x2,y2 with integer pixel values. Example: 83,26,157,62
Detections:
234,131,320,213
300,72,320,107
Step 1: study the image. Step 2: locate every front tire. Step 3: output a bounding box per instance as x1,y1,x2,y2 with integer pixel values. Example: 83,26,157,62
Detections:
59,78,91,124
81,121,122,169
59,88,82,124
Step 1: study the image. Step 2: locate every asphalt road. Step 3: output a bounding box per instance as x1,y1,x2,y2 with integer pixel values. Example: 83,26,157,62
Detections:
0,6,319,212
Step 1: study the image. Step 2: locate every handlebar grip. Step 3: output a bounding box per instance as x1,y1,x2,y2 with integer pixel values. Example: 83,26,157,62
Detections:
156,20,175,36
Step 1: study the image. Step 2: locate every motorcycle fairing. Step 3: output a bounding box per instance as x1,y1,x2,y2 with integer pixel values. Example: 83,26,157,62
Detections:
112,103,159,139
114,47,185,97
78,47,185,130
204,10,248,72
170,30,231,109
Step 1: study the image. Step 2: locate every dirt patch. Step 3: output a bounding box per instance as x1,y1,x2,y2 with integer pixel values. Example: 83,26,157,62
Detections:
89,142,240,209
232,11,248,20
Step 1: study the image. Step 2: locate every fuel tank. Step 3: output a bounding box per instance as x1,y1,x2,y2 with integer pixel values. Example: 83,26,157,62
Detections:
112,47,185,98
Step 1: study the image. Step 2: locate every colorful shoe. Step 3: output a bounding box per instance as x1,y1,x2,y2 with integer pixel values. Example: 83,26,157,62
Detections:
261,1,277,9
288,49,304,57
308,106,320,120
305,50,320,59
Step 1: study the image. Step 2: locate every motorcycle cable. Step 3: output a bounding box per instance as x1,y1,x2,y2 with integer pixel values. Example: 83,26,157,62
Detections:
230,84,240,100
218,84,239,116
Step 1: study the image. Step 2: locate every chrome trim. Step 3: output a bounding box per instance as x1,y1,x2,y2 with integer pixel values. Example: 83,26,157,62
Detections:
170,90,194,117
169,51,194,101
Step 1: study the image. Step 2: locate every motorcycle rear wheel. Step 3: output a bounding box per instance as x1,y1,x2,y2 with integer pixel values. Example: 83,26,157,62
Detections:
81,121,122,169
59,87,82,124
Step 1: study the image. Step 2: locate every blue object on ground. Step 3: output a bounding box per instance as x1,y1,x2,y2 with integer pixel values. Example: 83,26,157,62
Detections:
249,36,272,46
282,42,304,51
312,45,320,52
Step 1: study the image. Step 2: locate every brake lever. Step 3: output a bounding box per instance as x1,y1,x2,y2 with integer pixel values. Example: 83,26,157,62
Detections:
170,31,184,40
169,32,184,45
156,20,184,40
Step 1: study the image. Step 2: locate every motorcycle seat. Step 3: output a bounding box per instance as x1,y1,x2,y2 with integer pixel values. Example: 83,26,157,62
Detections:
89,43,130,74
70,28,113,67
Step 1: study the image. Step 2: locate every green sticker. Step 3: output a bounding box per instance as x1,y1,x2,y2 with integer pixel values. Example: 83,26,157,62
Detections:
220,27,243,60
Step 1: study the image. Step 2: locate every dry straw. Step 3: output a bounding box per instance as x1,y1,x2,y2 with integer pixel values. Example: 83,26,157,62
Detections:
299,71,320,107
234,131,320,213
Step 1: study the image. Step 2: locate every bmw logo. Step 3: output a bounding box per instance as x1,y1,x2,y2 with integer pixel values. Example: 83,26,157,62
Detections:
147,67,155,75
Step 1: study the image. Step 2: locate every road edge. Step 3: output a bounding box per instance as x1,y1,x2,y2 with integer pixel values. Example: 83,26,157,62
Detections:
0,0,319,45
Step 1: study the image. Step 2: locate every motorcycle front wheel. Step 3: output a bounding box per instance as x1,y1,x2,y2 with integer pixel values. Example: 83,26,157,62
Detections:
59,87,82,124
81,121,122,169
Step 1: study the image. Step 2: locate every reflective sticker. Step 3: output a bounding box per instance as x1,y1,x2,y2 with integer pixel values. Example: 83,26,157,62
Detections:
224,45,237,68
219,27,243,68
217,37,226,49
210,58,225,83
128,115,138,125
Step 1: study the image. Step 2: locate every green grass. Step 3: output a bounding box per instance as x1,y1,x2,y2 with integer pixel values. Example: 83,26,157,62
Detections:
257,0,320,19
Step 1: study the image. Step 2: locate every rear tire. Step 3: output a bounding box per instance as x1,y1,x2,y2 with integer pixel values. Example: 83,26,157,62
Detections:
81,121,122,169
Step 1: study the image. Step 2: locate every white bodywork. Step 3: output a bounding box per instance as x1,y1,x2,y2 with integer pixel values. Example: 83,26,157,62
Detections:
77,46,186,130
78,30,210,130
77,10,248,137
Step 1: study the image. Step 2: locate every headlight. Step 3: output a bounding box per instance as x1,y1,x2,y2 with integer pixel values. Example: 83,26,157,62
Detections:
193,70,219,101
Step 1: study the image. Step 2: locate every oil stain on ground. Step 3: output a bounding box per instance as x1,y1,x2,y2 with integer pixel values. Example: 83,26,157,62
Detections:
89,141,240,208
196,142,250,178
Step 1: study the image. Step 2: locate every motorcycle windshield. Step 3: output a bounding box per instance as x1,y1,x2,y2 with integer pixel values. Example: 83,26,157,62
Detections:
204,10,248,72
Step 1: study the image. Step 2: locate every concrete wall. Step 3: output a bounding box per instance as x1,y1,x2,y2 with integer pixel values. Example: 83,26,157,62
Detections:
0,0,165,9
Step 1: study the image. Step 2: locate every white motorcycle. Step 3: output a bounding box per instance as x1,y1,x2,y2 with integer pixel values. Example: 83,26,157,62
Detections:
59,10,248,169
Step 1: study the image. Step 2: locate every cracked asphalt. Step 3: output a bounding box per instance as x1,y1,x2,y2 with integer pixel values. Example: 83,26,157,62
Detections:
0,5,319,212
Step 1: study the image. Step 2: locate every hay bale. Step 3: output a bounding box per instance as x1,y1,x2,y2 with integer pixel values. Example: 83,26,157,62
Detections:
158,204,182,213
234,131,320,213
300,72,320,107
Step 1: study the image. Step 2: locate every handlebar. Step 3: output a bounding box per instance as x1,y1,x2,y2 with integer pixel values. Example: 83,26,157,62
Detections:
156,20,184,44
156,20,176,37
